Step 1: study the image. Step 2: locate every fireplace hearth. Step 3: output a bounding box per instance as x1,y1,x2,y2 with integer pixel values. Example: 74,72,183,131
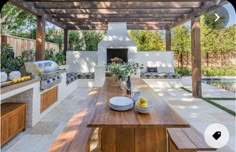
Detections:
107,48,128,64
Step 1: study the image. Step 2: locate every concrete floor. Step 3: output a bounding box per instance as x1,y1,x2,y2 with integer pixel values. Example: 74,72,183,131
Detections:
1,87,90,152
1,77,235,152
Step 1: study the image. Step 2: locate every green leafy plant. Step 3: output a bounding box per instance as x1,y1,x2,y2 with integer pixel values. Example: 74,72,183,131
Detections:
175,67,236,76
45,48,65,65
1,44,16,73
175,67,191,76
21,49,35,62
202,67,236,76
107,62,143,81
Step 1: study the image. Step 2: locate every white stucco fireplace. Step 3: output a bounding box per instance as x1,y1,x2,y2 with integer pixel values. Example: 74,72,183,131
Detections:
97,22,137,65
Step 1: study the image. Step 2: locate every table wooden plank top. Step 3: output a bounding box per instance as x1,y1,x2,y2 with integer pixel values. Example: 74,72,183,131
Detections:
88,77,190,128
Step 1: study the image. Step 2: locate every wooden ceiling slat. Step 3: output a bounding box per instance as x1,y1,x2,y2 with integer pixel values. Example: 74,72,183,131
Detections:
9,0,66,29
44,8,193,15
34,2,202,9
50,14,183,19
66,24,167,30
62,21,173,25
58,18,176,23
24,0,210,2
65,23,168,27
10,0,227,30
170,0,227,28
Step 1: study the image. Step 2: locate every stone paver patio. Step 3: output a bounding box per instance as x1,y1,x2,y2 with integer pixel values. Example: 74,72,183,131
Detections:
1,77,235,152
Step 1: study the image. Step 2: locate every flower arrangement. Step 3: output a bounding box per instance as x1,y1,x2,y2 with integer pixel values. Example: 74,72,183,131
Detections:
107,62,143,81
110,57,123,63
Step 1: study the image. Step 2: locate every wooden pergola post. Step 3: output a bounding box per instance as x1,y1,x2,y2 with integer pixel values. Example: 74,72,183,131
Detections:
64,29,69,56
191,16,202,97
166,29,171,51
36,15,45,61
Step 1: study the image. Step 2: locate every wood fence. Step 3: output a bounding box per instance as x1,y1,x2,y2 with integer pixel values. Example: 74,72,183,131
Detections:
174,51,236,68
0,34,59,56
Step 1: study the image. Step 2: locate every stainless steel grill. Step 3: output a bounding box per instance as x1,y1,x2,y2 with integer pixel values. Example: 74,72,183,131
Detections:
25,60,64,90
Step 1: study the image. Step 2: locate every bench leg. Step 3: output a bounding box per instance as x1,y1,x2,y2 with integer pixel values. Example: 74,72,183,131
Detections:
98,127,167,152
168,137,196,152
87,128,96,152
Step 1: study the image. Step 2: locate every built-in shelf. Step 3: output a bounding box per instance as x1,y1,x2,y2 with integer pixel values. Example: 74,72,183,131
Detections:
1,103,26,146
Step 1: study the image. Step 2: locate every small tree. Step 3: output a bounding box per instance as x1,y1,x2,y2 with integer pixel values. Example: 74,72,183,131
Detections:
172,25,191,68
129,30,165,51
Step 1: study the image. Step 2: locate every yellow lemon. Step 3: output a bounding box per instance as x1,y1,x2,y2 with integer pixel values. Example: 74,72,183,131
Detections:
139,97,147,104
16,78,21,82
26,76,31,80
136,101,142,107
12,79,18,83
140,102,148,108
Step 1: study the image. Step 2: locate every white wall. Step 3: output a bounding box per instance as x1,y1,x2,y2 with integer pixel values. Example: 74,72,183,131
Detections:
97,22,137,65
137,51,175,73
66,51,175,74
67,51,97,73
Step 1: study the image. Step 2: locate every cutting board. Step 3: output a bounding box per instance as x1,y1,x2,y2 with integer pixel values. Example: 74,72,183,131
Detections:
1,81,13,88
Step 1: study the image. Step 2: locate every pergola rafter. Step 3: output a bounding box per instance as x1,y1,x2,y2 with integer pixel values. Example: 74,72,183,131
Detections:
10,0,227,30
43,8,193,15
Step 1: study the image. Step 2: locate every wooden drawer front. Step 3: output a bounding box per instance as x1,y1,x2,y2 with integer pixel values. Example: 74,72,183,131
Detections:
1,104,26,146
40,86,58,113
1,118,9,146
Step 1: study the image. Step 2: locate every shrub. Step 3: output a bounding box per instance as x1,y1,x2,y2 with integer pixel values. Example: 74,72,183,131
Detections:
175,67,191,76
0,44,24,73
45,48,65,65
202,67,236,76
175,67,236,76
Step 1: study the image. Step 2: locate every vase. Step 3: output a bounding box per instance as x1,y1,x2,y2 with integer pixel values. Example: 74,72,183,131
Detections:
112,74,119,82
120,80,127,95
120,80,126,89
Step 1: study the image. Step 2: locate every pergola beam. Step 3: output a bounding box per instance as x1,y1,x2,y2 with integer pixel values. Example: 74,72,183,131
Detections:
169,0,227,28
66,24,167,30
43,8,193,15
50,14,184,19
34,2,202,9
64,22,171,26
11,0,228,30
58,18,175,22
24,0,211,2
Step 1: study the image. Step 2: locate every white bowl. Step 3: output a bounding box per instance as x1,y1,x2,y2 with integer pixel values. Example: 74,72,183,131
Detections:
135,101,152,114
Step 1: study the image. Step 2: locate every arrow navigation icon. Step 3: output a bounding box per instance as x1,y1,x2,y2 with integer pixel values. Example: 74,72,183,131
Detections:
214,13,220,22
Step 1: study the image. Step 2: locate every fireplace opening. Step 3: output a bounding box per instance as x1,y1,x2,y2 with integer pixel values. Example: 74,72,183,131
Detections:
107,48,128,64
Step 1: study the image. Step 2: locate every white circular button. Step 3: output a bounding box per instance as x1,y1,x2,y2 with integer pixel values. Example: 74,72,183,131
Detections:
204,123,229,148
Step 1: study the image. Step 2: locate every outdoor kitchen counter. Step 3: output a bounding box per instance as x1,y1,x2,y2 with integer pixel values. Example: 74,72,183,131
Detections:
1,78,41,127
88,77,190,152
1,78,40,96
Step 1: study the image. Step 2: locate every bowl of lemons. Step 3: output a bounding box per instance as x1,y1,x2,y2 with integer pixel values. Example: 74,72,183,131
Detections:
135,96,152,114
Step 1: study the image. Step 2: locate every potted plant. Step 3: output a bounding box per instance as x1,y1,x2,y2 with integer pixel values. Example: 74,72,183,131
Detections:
107,62,143,85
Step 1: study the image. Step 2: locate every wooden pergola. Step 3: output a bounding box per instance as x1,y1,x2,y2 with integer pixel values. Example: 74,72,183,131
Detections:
9,0,227,97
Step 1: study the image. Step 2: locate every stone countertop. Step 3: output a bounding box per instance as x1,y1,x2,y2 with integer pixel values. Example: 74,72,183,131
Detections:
1,78,40,95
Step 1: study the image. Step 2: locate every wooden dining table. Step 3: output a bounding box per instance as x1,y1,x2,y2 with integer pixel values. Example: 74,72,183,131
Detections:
88,77,190,152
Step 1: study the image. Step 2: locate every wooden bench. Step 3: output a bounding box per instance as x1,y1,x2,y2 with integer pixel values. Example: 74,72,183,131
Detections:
168,128,217,152
48,88,101,152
